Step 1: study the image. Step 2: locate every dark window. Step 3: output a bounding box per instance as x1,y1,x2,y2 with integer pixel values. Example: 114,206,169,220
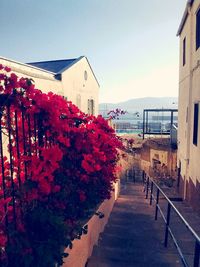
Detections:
193,103,199,146
196,8,200,50
177,161,181,188
183,37,186,66
88,99,95,115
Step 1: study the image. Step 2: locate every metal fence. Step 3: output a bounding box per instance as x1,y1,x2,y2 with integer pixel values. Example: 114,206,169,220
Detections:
144,174,200,267
0,95,51,264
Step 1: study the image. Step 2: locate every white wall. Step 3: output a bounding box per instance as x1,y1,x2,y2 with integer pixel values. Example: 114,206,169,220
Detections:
178,6,191,179
0,57,63,95
178,0,200,188
61,57,99,115
0,57,99,116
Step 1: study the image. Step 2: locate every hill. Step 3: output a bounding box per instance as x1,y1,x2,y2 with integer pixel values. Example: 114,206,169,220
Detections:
99,97,178,117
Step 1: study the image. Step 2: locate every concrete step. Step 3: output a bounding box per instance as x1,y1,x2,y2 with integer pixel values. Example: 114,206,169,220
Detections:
88,245,181,267
87,181,198,267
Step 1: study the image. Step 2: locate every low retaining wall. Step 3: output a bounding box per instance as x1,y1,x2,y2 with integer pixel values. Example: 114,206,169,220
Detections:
118,152,136,178
62,180,120,267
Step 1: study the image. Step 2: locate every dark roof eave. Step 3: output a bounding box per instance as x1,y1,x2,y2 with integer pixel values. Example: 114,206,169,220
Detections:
177,0,194,36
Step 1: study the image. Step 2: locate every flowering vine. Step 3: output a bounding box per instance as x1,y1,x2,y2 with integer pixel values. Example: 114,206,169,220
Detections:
0,64,122,267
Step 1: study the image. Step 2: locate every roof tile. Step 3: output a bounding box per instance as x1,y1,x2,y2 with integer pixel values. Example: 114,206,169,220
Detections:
27,58,77,73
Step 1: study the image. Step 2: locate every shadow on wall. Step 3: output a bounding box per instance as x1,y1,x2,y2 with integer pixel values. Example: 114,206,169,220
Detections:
179,176,200,214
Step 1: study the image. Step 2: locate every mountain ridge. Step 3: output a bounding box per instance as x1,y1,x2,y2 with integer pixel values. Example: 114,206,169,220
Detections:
99,97,178,115
100,96,177,105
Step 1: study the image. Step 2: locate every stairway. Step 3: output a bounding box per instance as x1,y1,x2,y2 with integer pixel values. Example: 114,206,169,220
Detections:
87,181,181,267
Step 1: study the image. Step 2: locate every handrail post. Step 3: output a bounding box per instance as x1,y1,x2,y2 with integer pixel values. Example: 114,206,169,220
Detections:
146,176,149,199
142,170,145,185
142,172,200,267
155,189,160,220
193,240,200,267
164,203,171,247
150,181,153,205
133,168,136,183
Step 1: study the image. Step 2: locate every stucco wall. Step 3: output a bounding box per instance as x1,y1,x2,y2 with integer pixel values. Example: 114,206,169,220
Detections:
61,181,120,267
177,77,190,171
187,0,200,185
178,0,200,200
189,68,200,184
140,146,177,178
141,159,151,174
150,149,168,166
61,57,99,115
178,4,192,181
117,151,136,178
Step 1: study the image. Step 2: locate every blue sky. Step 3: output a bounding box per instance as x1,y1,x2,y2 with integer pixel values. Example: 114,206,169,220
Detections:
0,0,186,103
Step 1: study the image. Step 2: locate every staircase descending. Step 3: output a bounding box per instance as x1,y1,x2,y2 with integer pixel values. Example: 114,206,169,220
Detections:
87,168,181,267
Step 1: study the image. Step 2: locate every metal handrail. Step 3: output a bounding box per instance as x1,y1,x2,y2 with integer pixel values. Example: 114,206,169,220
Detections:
150,177,200,243
144,174,200,267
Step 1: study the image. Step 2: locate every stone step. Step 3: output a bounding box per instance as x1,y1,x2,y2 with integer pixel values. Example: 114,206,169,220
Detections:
87,245,181,267
97,233,176,253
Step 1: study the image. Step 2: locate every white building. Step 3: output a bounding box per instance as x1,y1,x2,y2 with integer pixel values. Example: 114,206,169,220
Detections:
0,56,99,115
177,0,200,212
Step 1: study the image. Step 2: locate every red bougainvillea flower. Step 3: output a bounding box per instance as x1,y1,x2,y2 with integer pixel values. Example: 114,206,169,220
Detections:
78,191,86,202
4,66,11,72
0,64,122,266
0,232,7,247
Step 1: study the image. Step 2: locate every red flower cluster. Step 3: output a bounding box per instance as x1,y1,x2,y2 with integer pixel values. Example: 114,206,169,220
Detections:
0,64,122,266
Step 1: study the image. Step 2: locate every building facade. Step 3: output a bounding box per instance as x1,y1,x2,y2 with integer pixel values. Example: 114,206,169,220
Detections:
139,139,177,182
0,56,99,115
177,0,200,212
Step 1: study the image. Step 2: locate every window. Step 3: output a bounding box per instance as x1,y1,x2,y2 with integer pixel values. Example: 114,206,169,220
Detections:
196,8,200,50
183,37,186,66
88,99,95,115
193,103,199,146
84,71,88,81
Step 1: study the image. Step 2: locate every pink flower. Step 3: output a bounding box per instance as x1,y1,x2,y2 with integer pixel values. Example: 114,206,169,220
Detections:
4,66,11,72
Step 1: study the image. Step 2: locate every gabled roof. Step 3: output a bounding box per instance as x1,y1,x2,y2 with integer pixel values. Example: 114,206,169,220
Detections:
0,55,100,86
28,56,100,86
177,0,195,36
27,57,82,74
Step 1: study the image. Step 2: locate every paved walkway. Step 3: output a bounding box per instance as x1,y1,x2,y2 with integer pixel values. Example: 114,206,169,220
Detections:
87,180,192,267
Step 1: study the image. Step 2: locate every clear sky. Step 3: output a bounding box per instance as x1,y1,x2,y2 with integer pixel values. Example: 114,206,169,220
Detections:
0,0,186,103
